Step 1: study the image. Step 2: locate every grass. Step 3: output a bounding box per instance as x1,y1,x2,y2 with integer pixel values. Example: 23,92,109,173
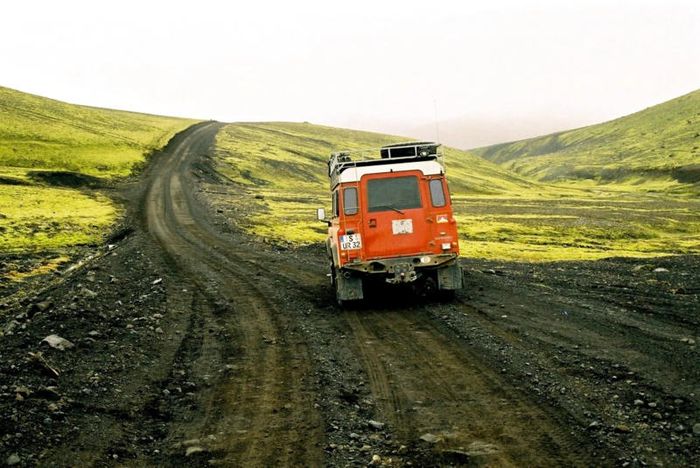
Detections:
213,121,700,262
214,122,536,244
0,185,116,251
0,85,198,274
473,89,700,195
4,84,698,266
0,86,198,179
453,193,700,261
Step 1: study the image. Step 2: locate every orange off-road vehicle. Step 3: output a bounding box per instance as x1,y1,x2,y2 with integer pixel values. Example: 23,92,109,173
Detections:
317,142,462,304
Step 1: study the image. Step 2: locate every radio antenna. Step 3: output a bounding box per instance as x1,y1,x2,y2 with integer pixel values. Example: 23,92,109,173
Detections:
432,98,440,143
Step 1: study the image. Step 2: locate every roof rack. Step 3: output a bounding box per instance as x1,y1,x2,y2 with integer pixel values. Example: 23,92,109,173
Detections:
328,141,443,179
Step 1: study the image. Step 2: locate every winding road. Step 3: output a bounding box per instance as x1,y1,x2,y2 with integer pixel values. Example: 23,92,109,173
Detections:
136,122,601,466
143,123,323,466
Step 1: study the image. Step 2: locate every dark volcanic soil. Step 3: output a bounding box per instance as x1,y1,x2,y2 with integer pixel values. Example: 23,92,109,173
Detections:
1,123,698,467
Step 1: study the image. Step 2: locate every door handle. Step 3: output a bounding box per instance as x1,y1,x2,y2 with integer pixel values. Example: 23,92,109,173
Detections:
369,218,377,228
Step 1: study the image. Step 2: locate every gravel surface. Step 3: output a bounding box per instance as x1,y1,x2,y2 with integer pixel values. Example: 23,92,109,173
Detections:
1,123,698,466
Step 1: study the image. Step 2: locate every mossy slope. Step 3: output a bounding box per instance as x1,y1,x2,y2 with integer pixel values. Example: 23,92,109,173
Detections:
0,86,198,256
474,89,700,193
0,86,198,179
214,122,700,261
214,122,536,245
216,122,534,195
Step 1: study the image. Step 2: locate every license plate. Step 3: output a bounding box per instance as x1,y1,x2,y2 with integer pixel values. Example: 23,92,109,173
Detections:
340,233,362,250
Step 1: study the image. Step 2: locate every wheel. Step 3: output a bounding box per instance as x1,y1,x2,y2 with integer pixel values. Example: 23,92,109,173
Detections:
423,276,437,297
437,289,456,301
330,265,344,306
329,260,337,287
413,275,437,299
334,273,345,307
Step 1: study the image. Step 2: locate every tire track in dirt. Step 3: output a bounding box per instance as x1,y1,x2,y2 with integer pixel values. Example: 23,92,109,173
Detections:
142,122,324,466
187,236,597,466
345,312,414,438
180,180,597,465
211,236,597,466
146,122,603,466
346,308,594,466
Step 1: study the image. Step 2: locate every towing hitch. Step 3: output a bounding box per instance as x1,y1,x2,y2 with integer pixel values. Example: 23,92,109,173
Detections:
386,263,417,284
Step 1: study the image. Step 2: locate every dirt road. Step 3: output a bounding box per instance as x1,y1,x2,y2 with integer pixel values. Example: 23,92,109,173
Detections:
1,123,698,466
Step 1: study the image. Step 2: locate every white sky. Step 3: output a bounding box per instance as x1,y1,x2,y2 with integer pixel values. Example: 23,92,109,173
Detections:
2,0,699,146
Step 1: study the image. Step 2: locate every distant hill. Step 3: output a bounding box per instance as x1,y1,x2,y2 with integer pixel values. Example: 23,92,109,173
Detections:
398,114,587,150
0,85,198,253
0,86,198,180
216,122,537,197
473,89,700,192
213,122,539,245
214,122,700,261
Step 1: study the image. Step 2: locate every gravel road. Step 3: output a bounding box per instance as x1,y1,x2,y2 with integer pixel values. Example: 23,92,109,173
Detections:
1,122,697,466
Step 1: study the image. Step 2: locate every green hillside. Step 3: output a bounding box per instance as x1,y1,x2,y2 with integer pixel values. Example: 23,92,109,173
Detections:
2,83,698,266
0,86,198,180
474,89,700,193
214,122,537,242
213,122,700,261
0,86,198,257
216,122,535,195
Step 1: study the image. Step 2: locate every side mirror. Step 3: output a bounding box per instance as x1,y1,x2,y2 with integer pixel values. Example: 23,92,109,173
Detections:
316,208,326,221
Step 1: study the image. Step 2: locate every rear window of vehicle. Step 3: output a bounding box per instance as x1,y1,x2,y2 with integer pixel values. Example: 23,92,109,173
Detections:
367,176,422,212
429,179,446,207
344,187,358,215
332,190,339,216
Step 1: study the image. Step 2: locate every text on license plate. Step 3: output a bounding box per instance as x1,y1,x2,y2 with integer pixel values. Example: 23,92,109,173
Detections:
340,234,362,250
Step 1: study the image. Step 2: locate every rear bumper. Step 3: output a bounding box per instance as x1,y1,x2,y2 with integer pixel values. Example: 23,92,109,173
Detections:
342,253,458,274
340,253,463,290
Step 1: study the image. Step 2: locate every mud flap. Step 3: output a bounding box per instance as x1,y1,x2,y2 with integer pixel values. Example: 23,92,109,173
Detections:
437,263,463,290
336,271,364,302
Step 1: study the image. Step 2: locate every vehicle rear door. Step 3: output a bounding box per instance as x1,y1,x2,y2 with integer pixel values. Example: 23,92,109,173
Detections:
360,171,431,259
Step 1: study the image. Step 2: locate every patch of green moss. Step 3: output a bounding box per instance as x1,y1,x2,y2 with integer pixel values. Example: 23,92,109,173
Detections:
454,194,700,261
0,185,117,251
214,122,700,262
474,89,700,195
214,122,538,246
0,86,198,260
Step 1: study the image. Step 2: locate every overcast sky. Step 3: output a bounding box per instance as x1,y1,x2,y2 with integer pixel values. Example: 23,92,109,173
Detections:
2,0,699,147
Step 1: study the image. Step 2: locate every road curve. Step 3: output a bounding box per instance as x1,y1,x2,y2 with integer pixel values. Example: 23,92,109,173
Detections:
2,122,693,465
143,122,324,466
141,122,602,466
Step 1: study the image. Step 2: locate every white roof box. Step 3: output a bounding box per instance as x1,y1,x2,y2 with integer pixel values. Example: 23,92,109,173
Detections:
328,141,444,188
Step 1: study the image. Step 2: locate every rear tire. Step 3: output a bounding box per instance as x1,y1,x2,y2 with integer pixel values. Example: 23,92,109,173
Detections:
413,275,437,299
329,260,337,287
332,267,344,307
437,289,456,301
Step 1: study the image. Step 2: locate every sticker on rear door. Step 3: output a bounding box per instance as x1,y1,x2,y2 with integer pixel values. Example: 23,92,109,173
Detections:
340,233,362,250
392,219,413,235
